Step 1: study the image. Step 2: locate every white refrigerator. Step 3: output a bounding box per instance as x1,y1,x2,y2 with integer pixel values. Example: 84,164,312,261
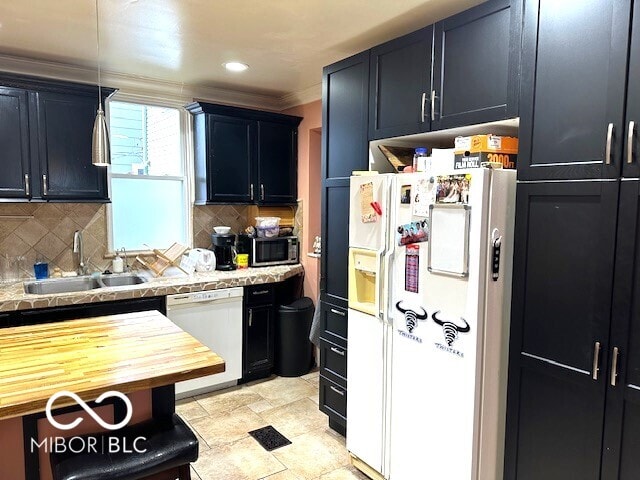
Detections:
347,167,516,480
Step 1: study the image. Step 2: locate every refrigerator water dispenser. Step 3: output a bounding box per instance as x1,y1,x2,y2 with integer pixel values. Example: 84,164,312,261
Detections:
348,248,380,316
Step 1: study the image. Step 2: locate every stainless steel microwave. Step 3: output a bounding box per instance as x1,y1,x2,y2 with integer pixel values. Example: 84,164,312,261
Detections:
241,236,299,267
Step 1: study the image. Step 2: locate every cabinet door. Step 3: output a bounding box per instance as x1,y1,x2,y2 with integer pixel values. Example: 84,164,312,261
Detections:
258,121,296,204
518,0,631,180
0,87,30,198
602,180,640,479
35,92,108,200
322,51,369,179
623,2,640,178
244,305,274,374
368,27,432,140
431,0,520,130
207,115,255,203
504,181,619,480
321,179,350,307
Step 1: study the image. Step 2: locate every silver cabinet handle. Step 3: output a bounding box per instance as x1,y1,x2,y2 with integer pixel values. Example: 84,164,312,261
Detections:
253,290,269,295
605,123,614,165
24,174,30,196
431,90,437,122
330,346,345,356
42,174,48,196
592,341,601,380
248,309,253,327
330,308,345,317
250,184,254,201
628,121,636,164
611,347,619,386
330,385,345,396
420,92,426,122
260,184,265,200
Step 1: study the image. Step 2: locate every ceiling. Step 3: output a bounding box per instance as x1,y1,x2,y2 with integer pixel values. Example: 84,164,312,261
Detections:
0,0,485,109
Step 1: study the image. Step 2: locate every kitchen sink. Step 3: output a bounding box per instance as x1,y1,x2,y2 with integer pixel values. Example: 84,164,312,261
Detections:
23,276,101,295
98,273,148,288
23,273,149,294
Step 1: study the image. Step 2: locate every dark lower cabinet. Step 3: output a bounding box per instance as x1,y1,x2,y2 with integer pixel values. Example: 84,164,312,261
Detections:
242,285,275,382
319,375,347,436
431,0,521,130
8,296,166,327
602,180,640,479
504,180,632,479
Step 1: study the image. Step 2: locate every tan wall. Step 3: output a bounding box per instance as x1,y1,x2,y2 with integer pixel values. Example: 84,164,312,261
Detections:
283,100,322,302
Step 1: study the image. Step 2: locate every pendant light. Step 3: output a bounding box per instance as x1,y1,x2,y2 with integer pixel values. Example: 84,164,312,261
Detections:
92,0,110,167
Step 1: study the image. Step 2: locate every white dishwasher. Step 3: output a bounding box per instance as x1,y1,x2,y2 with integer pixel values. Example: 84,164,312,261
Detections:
166,287,243,398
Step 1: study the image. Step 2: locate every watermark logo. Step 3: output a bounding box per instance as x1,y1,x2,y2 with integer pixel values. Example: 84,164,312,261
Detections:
45,390,133,431
33,390,146,455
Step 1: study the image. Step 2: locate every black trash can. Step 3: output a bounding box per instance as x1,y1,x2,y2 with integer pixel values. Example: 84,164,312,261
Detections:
274,297,315,377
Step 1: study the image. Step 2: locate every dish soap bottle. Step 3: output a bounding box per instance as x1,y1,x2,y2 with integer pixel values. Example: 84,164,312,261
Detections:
112,252,124,273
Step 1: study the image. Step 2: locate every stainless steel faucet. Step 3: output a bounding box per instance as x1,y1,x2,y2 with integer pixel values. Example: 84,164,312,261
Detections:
72,230,88,275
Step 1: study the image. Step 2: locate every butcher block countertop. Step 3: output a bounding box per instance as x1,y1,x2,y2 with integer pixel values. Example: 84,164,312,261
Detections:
0,310,225,420
0,264,303,312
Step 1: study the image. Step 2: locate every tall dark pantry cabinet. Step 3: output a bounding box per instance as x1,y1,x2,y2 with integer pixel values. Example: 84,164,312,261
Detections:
318,51,370,435
505,0,640,479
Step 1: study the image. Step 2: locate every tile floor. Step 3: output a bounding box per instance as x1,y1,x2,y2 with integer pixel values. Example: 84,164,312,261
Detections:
176,370,368,480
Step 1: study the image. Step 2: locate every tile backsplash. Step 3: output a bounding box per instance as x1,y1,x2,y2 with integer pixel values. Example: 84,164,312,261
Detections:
0,203,109,277
0,203,292,278
192,205,249,248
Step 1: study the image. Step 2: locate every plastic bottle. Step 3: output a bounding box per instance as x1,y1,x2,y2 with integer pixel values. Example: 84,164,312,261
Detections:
112,253,124,273
413,147,429,172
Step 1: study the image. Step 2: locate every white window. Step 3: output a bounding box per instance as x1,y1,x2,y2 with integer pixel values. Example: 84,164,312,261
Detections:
107,99,191,252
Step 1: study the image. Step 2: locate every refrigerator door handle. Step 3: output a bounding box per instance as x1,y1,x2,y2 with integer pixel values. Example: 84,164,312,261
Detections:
381,248,394,322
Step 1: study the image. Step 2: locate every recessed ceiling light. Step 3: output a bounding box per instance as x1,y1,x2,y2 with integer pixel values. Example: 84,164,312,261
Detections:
223,62,249,72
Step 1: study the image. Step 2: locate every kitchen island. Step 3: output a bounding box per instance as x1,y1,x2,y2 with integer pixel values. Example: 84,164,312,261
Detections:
0,310,225,480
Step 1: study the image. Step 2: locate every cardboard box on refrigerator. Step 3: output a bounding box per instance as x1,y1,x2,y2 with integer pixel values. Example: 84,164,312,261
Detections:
453,134,518,170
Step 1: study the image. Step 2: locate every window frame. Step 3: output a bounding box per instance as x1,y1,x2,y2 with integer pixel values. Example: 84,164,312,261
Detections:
105,93,194,255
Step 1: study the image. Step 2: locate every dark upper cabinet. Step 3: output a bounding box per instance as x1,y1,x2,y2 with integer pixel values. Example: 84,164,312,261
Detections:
623,2,640,179
187,102,301,205
431,0,521,130
368,27,432,140
258,121,298,204
517,0,632,180
206,115,255,203
0,74,113,201
34,92,107,200
322,51,370,179
0,87,30,198
504,181,619,479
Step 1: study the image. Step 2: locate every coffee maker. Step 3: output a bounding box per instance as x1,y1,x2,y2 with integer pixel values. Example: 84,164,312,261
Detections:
211,233,237,270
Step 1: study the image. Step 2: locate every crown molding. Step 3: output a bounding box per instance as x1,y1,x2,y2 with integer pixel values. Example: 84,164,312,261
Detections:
0,54,285,110
279,83,322,110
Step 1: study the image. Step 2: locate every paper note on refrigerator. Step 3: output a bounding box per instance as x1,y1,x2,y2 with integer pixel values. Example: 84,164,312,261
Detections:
360,182,377,223
428,205,470,276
